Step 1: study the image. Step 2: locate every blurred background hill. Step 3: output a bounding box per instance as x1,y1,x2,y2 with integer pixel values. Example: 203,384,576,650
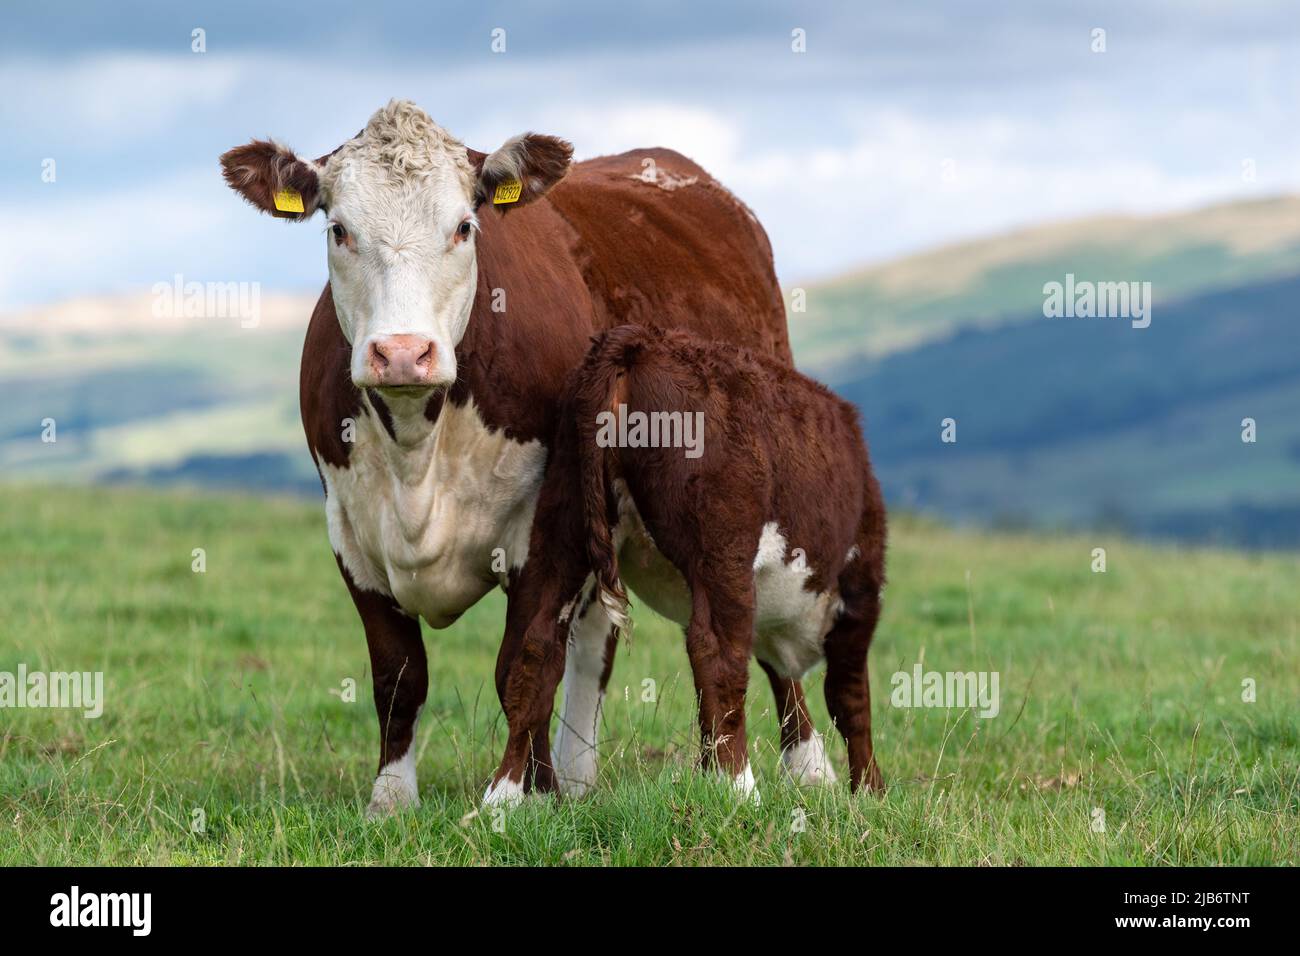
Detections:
0,293,319,494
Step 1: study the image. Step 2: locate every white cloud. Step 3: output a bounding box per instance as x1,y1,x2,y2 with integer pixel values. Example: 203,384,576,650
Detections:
0,54,242,146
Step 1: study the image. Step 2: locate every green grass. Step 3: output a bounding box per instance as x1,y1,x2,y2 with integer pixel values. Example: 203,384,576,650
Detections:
0,484,1296,865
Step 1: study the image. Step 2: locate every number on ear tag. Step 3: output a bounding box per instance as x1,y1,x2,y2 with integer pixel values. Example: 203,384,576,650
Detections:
493,179,523,204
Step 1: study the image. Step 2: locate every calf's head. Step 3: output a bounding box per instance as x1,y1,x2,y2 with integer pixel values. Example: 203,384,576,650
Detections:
220,100,572,393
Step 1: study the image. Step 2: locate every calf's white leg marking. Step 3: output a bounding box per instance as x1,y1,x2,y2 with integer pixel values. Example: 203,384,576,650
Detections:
609,499,853,797
554,594,611,797
781,731,839,786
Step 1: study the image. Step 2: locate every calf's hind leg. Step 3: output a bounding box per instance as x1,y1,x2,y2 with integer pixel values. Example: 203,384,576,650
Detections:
760,663,838,786
822,583,885,793
683,579,758,800
486,577,577,806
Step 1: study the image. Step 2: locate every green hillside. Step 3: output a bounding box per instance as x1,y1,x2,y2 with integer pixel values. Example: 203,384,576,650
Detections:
0,485,1295,865
839,273,1300,547
785,195,1300,548
0,294,317,492
791,195,1300,372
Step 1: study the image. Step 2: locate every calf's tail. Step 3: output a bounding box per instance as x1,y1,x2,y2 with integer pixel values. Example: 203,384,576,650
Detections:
573,326,650,635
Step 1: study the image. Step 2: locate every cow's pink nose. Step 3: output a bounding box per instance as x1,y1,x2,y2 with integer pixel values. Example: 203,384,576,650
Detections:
367,335,436,386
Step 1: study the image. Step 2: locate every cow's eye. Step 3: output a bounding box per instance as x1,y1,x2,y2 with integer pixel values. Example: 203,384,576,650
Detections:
456,220,473,241
330,223,348,244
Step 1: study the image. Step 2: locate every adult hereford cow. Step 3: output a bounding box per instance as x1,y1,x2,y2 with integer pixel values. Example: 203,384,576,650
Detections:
220,100,836,814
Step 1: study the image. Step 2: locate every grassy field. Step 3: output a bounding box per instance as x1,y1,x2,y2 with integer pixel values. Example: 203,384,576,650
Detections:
0,484,1295,866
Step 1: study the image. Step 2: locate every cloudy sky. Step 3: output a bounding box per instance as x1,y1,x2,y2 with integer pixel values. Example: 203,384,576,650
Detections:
2,0,1297,308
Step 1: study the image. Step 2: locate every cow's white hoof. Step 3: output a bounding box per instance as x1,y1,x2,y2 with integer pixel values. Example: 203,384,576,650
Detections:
366,763,419,819
482,774,526,808
782,732,839,786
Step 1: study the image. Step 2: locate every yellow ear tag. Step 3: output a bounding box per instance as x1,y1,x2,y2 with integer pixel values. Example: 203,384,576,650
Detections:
493,179,523,205
272,188,305,213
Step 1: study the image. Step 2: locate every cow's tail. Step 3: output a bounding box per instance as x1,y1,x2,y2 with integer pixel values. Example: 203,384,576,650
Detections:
574,326,648,636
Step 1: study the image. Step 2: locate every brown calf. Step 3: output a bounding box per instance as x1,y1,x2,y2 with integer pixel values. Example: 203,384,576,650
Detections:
488,324,887,801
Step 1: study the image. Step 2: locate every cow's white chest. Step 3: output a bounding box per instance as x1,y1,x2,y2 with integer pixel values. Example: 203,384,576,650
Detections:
318,398,546,628
614,483,840,678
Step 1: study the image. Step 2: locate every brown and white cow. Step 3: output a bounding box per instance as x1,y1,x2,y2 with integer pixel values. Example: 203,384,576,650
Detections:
490,324,887,803
219,100,835,814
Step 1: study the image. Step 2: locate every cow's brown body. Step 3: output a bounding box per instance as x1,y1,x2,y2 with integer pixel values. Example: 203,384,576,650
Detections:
296,146,819,803
492,325,887,796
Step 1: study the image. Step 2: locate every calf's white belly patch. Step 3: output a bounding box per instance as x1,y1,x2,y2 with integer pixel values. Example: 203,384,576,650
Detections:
751,522,843,679
613,488,840,679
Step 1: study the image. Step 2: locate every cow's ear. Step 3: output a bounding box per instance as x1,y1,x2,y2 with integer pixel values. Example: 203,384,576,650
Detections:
219,140,324,221
472,133,573,211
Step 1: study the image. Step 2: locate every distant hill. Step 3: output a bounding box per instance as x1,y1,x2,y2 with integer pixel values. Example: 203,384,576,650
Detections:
791,195,1300,374
0,291,318,490
836,272,1300,547
786,195,1300,547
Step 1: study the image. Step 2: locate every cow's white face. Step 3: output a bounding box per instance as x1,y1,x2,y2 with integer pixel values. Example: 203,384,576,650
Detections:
219,99,573,397
321,153,478,391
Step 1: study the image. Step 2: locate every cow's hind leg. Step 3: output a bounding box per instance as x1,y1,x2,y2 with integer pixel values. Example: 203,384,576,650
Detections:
759,664,838,786
553,592,616,797
339,561,429,818
823,577,885,793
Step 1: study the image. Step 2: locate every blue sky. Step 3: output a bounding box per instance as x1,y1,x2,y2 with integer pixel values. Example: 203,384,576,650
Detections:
2,0,1297,308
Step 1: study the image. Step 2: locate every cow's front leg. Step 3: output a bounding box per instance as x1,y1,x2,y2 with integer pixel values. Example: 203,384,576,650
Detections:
484,585,573,807
339,561,428,818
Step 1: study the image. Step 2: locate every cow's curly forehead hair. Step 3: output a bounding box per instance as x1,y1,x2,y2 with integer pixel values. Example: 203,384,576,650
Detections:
322,99,476,195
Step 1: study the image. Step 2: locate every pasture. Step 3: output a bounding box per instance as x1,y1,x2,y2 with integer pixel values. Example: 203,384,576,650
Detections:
0,484,1295,865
